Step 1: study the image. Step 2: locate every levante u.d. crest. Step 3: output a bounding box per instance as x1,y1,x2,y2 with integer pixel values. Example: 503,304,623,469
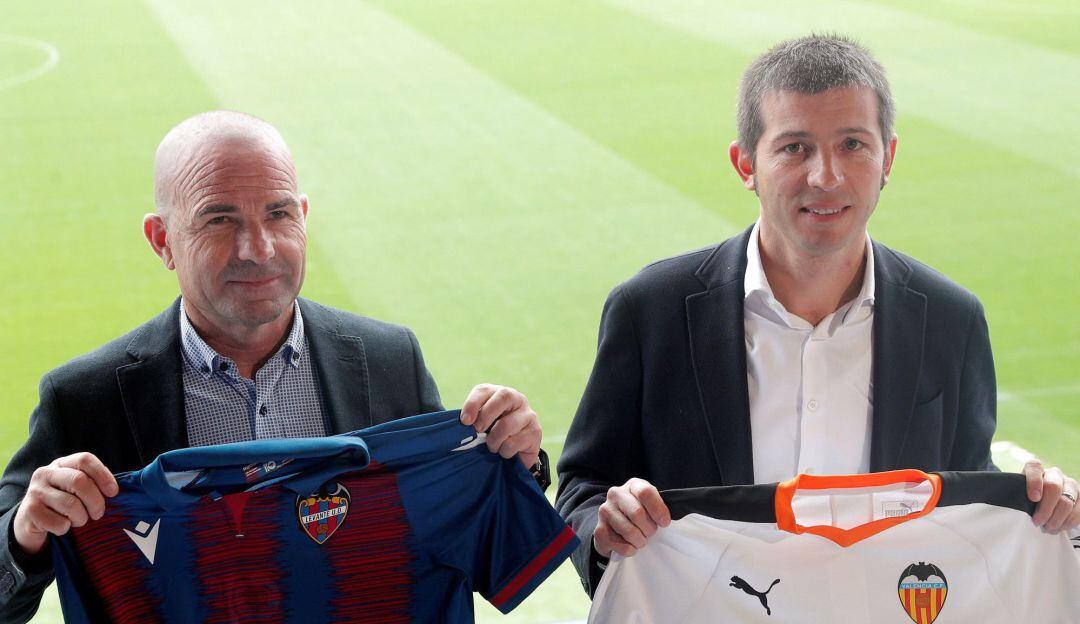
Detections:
296,482,351,544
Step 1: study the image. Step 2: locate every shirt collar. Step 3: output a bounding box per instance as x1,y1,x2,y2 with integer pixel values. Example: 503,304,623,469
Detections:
179,299,306,379
743,220,876,327
743,220,773,302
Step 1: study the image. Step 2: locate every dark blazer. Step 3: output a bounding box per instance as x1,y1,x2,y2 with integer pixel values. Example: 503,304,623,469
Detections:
554,227,997,596
0,298,443,622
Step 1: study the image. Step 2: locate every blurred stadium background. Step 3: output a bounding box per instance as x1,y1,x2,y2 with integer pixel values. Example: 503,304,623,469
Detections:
2,1,1078,621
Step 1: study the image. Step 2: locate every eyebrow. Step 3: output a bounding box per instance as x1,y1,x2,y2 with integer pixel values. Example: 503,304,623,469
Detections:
266,197,300,211
769,127,875,144
838,126,874,136
769,131,811,144
195,197,299,218
196,204,237,218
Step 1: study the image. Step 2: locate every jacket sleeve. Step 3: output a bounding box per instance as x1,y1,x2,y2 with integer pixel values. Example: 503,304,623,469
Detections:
406,327,444,414
950,296,997,471
555,285,647,597
0,374,66,623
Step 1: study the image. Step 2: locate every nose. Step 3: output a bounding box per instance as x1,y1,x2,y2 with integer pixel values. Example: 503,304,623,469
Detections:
236,222,275,264
807,151,843,191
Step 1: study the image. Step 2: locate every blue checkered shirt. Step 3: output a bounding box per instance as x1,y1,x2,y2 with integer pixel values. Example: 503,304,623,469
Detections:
180,299,326,446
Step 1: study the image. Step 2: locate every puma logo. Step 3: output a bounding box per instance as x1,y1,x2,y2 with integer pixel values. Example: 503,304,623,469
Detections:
730,575,780,616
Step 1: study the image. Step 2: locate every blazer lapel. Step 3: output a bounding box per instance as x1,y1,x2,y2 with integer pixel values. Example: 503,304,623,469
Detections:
300,299,372,434
687,228,755,485
869,243,927,472
117,299,187,465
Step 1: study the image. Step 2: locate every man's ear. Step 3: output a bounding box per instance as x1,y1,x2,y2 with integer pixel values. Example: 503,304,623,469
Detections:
729,141,756,191
143,213,175,270
881,134,898,188
299,193,309,219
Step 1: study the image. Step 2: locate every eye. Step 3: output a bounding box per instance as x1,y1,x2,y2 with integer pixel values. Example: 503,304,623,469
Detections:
843,138,863,150
207,216,229,225
783,143,805,154
269,210,288,219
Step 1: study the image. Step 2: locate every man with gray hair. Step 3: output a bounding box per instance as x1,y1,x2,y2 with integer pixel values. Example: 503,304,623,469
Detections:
0,111,547,621
555,34,1080,596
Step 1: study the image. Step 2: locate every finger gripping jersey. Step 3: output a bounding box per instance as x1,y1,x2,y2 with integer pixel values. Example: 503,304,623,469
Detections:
51,410,578,623
589,470,1080,623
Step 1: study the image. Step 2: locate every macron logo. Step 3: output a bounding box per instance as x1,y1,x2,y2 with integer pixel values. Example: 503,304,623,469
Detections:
123,519,161,565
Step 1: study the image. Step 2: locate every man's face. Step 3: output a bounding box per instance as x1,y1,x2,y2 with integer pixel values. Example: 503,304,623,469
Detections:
735,86,896,260
159,136,308,333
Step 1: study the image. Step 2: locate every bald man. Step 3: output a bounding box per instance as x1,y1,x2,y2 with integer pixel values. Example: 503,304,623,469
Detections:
0,111,544,621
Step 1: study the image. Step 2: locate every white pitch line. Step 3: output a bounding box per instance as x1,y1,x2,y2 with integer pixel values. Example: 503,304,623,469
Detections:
1002,384,1080,400
0,33,60,91
991,440,1037,469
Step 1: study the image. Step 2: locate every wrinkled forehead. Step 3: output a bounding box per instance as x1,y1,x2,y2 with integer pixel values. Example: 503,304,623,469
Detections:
191,135,297,182
175,130,294,175
156,129,298,213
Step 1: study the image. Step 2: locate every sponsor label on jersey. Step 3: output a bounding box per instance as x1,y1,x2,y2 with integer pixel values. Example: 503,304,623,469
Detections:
296,482,350,544
897,562,948,624
243,458,294,483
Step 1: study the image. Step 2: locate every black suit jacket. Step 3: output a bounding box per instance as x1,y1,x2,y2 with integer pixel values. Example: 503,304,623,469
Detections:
554,227,997,595
0,298,443,622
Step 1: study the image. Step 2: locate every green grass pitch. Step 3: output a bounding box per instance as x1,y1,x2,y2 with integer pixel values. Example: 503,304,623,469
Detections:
2,1,1078,621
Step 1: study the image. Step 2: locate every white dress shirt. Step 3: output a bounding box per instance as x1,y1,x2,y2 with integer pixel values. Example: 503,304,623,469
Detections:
743,222,876,484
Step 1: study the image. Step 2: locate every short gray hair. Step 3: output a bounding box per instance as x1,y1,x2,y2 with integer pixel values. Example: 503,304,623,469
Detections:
736,34,895,161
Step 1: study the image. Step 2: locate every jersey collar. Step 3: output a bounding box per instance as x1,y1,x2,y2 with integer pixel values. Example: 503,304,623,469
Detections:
774,469,942,547
134,435,371,510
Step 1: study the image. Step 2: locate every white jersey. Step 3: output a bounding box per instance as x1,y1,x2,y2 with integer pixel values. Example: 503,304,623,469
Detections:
589,470,1080,623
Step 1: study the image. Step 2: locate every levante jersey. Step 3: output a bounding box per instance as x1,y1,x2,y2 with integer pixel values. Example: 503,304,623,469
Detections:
589,470,1080,623
51,410,578,623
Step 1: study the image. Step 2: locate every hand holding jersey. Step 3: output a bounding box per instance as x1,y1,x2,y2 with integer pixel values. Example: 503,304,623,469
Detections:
460,383,542,469
12,453,119,557
593,478,669,558
1023,459,1080,533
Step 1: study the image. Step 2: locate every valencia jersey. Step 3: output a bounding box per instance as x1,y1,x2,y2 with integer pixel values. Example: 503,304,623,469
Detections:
589,470,1080,623
51,409,578,623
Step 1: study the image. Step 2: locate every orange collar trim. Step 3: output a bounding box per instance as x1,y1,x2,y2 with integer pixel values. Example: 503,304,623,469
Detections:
774,470,942,547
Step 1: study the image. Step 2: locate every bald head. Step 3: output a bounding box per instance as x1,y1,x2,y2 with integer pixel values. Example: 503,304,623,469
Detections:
153,111,297,222
143,110,309,345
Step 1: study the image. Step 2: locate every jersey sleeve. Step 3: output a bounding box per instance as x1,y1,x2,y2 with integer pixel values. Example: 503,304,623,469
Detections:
408,450,578,613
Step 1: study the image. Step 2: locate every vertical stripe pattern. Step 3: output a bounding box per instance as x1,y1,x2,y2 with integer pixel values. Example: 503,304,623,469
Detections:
69,508,163,622
326,462,415,623
899,587,947,624
191,491,286,623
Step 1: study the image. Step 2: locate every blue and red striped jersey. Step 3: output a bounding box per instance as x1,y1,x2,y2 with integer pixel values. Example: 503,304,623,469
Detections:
51,410,578,623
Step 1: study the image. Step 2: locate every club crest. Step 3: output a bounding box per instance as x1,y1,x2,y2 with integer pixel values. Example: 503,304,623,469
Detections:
296,482,350,544
897,562,948,624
